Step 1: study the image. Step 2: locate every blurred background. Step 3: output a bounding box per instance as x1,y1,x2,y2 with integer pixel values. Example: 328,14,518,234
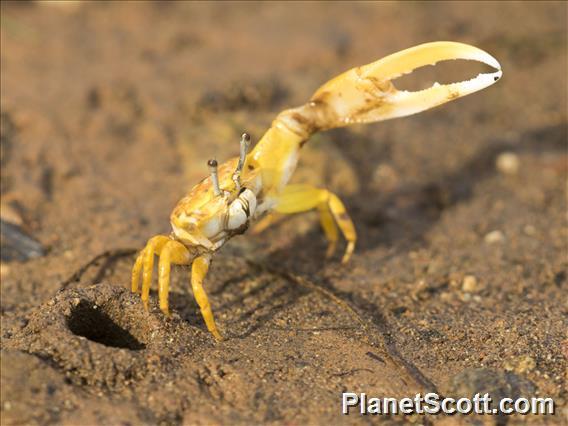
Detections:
1,2,566,425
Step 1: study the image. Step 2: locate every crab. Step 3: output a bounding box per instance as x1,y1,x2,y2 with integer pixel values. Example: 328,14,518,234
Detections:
131,41,502,340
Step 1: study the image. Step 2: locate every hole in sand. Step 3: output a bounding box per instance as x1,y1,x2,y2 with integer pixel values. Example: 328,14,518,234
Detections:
67,301,146,350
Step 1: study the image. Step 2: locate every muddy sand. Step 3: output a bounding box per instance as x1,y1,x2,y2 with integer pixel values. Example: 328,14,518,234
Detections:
1,2,566,425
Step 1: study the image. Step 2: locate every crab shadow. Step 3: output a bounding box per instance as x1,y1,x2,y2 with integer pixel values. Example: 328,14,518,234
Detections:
165,271,310,339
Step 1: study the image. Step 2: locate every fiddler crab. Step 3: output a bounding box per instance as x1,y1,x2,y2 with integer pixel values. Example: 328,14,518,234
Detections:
131,41,502,340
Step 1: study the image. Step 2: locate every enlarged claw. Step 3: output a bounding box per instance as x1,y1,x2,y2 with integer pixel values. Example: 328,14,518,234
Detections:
276,41,502,137
361,42,501,122
318,41,502,125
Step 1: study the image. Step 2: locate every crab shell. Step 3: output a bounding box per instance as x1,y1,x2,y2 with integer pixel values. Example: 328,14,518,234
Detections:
170,158,264,251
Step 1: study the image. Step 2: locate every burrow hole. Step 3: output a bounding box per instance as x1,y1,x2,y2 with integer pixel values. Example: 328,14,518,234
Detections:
67,301,146,350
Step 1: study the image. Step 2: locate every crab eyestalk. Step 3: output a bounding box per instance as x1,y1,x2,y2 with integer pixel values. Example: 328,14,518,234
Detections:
232,132,251,192
208,159,221,196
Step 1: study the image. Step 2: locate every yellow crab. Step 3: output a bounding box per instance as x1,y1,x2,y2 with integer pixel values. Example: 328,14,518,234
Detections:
131,41,502,340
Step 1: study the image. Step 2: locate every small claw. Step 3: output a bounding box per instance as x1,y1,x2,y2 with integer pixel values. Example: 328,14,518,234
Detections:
160,307,171,318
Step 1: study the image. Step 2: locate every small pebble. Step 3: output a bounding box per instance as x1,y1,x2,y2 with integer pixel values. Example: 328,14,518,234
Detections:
523,225,536,236
496,152,520,175
517,356,536,373
450,367,536,403
427,259,443,274
371,163,399,191
504,355,536,374
0,203,23,225
411,279,429,301
1,219,46,261
462,275,478,293
484,230,505,244
0,263,10,278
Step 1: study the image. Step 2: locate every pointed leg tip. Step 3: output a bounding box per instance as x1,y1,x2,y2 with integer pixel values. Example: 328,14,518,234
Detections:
211,330,223,341
325,243,337,259
341,242,355,264
341,250,353,264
